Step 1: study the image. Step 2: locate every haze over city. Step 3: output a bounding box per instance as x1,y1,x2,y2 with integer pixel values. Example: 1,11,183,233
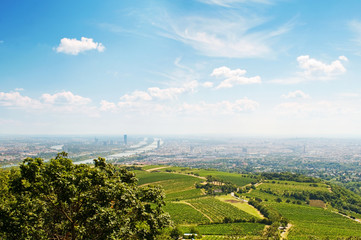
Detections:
1,0,361,137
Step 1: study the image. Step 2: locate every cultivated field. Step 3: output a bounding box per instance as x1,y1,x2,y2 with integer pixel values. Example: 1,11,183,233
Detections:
134,165,361,239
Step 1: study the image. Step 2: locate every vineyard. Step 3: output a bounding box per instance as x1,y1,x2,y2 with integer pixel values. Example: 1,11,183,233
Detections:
186,196,255,222
163,202,211,224
269,202,361,239
134,165,361,239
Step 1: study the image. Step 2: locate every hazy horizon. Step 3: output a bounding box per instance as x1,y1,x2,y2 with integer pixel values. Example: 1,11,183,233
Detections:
1,0,361,137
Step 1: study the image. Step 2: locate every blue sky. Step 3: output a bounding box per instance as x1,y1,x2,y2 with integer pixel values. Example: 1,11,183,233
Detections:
1,0,361,136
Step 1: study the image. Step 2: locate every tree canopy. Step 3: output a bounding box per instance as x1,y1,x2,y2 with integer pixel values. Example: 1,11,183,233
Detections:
0,152,171,240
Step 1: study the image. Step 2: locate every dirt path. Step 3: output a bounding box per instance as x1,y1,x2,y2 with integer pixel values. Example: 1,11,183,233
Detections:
146,166,170,172
176,201,213,223
145,167,207,181
247,182,263,194
281,223,293,239
332,211,361,223
173,171,206,180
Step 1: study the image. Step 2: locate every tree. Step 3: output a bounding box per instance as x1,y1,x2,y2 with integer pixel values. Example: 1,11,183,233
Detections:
0,152,171,240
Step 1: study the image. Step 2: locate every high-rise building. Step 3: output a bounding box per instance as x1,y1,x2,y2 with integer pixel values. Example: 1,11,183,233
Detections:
124,134,127,145
157,139,160,149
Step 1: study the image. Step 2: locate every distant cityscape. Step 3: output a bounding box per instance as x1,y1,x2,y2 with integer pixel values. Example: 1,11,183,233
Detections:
1,136,361,185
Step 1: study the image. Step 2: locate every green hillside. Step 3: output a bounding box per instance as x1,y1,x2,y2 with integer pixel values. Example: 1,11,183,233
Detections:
136,165,361,239
2,159,361,240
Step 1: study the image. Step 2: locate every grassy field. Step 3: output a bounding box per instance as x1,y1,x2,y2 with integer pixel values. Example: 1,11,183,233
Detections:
186,196,255,222
215,194,263,219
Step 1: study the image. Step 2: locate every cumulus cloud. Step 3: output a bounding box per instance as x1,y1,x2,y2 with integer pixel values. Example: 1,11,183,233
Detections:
297,55,347,79
271,55,348,84
339,56,348,61
211,66,261,89
202,81,214,88
56,37,105,55
0,91,42,109
148,87,186,100
120,91,152,102
118,80,199,107
0,91,97,116
100,100,117,112
41,91,91,105
281,90,310,99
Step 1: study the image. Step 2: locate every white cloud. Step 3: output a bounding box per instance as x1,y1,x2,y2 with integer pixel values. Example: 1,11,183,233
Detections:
100,100,117,112
157,12,292,58
339,56,348,61
0,91,98,116
119,91,152,102
271,55,348,84
14,88,24,91
202,81,214,88
281,90,310,99
297,55,347,79
148,87,186,100
118,80,199,106
211,66,261,89
0,91,42,109
56,37,105,55
41,91,91,105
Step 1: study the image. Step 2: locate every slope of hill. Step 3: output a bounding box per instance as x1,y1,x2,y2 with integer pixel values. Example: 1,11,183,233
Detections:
135,165,361,239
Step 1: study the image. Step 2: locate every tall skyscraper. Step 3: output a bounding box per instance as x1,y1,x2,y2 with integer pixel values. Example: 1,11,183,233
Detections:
124,134,127,145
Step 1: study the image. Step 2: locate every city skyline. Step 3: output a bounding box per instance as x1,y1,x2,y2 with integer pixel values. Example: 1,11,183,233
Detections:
1,0,361,137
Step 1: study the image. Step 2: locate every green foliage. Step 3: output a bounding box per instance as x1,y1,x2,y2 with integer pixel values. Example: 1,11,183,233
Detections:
194,170,255,187
0,153,171,240
170,226,183,240
261,172,321,183
196,176,238,195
